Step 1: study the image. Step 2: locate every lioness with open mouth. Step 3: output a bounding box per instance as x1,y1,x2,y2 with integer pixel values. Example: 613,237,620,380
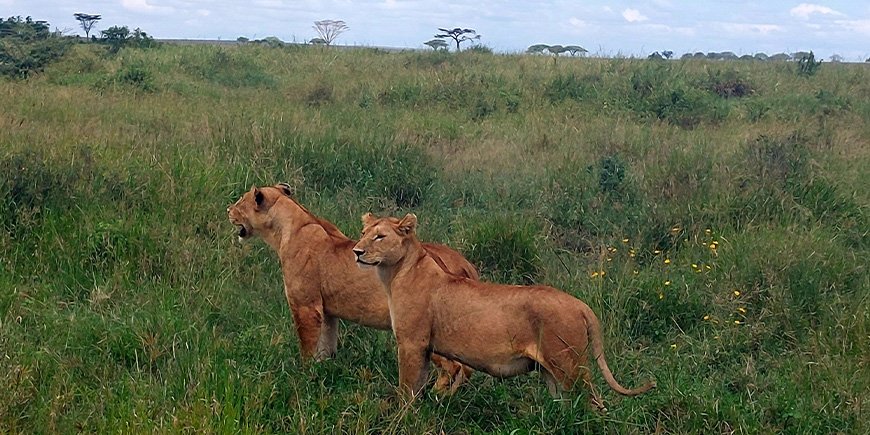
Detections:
228,184,476,393
353,213,655,410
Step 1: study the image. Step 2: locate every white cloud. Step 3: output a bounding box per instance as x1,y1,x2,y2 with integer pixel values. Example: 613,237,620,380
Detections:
120,0,174,14
602,6,613,13
0,0,14,6
789,4,843,20
196,9,211,17
622,8,648,23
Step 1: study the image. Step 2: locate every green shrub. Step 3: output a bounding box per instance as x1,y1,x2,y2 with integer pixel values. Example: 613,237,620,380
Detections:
282,135,436,208
796,51,822,77
546,155,646,251
704,69,754,98
624,62,730,127
179,47,275,88
460,214,541,284
116,63,154,91
544,73,598,103
100,26,159,54
0,16,70,78
625,275,706,343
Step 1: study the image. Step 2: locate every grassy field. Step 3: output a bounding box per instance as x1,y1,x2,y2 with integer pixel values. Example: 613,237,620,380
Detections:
1,43,868,433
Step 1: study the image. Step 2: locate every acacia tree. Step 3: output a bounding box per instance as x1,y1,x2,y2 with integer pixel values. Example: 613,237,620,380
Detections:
435,27,480,52
564,45,588,56
527,44,549,54
424,39,448,50
73,13,101,38
312,20,348,46
546,45,565,56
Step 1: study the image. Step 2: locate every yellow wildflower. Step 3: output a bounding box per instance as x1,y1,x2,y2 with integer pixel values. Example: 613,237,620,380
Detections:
664,280,672,286
654,249,661,254
734,320,742,325
733,290,741,296
737,307,747,314
670,344,677,349
705,228,712,235
590,271,599,278
622,238,629,243
664,258,671,265
703,315,711,321
691,263,698,269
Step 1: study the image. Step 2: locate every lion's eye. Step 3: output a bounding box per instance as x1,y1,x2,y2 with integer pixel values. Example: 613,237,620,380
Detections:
374,234,385,241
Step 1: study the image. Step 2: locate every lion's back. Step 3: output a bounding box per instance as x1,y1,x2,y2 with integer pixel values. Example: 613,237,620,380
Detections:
422,243,480,280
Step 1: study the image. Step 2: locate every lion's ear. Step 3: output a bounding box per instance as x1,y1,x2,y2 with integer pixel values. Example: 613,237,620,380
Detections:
398,213,417,235
361,212,377,227
276,183,294,197
254,187,264,206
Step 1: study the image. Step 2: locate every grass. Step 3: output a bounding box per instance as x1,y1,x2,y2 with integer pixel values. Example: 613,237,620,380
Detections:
1,42,868,433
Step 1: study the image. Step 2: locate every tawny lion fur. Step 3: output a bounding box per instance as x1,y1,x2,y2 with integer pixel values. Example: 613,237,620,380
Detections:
228,184,476,393
353,213,655,410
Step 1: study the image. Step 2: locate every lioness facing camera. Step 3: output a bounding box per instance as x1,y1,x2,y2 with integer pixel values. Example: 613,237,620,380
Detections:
228,184,476,393
353,213,655,410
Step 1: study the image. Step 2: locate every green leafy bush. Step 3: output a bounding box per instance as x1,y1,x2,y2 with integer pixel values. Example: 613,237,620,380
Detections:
460,214,541,284
0,16,70,78
796,51,822,77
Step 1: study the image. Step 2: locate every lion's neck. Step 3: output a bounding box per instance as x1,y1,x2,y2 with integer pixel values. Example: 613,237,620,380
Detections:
261,199,319,252
377,239,434,296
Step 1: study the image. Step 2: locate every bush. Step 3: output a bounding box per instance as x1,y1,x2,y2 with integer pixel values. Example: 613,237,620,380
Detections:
116,63,154,91
705,69,754,98
178,47,275,88
0,16,70,78
460,214,541,284
796,51,822,77
544,73,598,103
546,155,646,251
282,135,436,208
100,26,158,54
625,62,729,127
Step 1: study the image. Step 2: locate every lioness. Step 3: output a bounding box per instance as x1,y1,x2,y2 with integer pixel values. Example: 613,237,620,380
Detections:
227,184,476,392
353,213,655,410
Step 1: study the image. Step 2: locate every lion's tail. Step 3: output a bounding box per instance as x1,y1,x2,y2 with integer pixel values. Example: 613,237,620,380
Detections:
584,304,656,396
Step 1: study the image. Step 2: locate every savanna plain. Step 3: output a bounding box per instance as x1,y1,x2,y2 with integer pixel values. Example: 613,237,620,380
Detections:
1,41,868,433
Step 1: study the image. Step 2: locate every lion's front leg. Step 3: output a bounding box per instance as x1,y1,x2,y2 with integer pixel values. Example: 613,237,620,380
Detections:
397,342,430,399
315,315,338,361
290,304,324,360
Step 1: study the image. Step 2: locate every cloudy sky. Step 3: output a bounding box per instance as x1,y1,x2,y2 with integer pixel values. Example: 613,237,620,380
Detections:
6,1,869,60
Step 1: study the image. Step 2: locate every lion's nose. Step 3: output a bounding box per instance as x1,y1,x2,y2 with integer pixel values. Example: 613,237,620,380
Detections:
352,248,365,258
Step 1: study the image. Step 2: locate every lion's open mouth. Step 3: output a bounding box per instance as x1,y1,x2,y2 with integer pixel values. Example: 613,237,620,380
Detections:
237,225,248,238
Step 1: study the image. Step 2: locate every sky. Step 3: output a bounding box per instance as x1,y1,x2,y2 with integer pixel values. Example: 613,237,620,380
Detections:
5,1,869,60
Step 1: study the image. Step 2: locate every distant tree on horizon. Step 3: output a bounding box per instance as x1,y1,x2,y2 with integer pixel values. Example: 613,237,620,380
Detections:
565,45,588,56
526,44,548,54
434,27,480,52
546,45,565,56
73,13,101,38
312,19,348,46
424,39,448,50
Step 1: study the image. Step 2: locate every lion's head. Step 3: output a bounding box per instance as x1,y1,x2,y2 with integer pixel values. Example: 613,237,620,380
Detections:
227,183,294,242
353,213,417,267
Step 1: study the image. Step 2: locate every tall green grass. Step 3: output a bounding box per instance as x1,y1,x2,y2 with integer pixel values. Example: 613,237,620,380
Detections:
1,43,868,433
